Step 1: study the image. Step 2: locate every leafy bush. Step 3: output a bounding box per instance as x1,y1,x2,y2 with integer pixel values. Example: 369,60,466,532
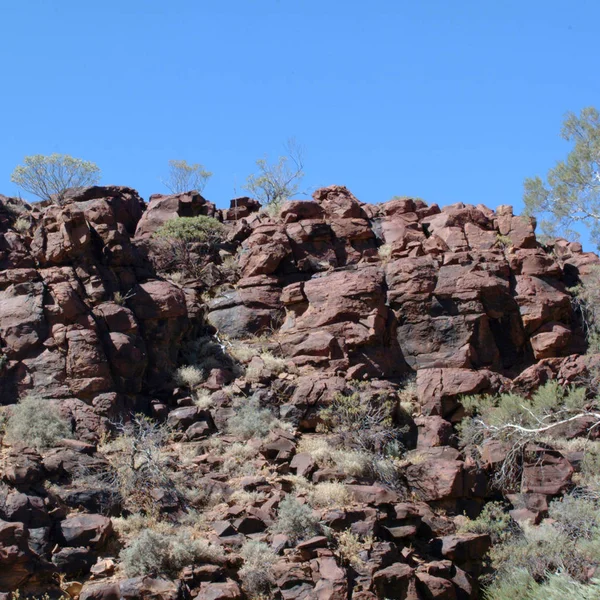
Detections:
271,496,321,542
155,215,224,245
239,540,278,596
121,529,224,577
459,502,514,544
486,570,600,600
11,153,100,204
548,494,600,540
458,382,593,491
153,216,225,278
227,398,278,439
489,518,600,585
5,396,71,450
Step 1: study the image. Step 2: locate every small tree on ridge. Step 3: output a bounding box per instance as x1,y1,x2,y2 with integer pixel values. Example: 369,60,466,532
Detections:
163,159,212,194
11,153,101,204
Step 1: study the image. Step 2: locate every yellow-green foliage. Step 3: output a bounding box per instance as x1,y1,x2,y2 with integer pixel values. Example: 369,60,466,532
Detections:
120,529,224,577
154,215,225,246
11,153,100,203
485,570,600,600
239,540,278,596
459,502,513,544
271,496,321,542
5,396,71,450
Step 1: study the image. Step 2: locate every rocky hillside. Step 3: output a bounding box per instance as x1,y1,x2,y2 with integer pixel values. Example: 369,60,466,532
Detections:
0,185,598,599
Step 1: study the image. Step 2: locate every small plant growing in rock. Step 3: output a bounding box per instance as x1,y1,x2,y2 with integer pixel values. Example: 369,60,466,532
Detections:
153,216,225,278
271,496,321,543
227,398,278,439
495,234,512,249
239,540,278,597
5,396,71,450
335,530,373,570
112,290,134,306
121,529,224,577
13,217,30,234
11,153,101,204
173,365,205,389
377,243,392,263
307,481,352,508
458,501,513,544
94,415,176,514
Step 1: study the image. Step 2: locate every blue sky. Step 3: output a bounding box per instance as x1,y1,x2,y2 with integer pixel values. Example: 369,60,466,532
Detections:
1,0,599,247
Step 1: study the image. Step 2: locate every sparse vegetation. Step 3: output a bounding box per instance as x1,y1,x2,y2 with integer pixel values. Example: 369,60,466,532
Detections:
245,139,305,209
239,540,278,597
173,364,205,389
458,382,594,491
495,234,512,249
120,529,224,577
271,496,321,542
11,153,100,204
163,159,212,194
5,396,71,450
227,397,279,439
307,481,352,508
486,570,600,600
458,501,514,544
153,215,225,278
335,530,373,570
570,265,600,353
92,415,176,514
377,243,392,263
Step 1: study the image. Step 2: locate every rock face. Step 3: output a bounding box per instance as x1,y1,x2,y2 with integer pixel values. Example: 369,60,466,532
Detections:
209,187,595,391
0,187,213,439
0,185,599,598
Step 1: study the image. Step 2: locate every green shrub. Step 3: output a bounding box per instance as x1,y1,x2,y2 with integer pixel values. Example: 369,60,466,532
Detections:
548,494,600,540
153,216,225,278
239,540,278,596
271,496,321,542
459,502,513,544
227,398,278,439
489,518,600,585
458,382,592,491
121,529,224,577
5,396,71,450
154,216,224,245
486,570,600,600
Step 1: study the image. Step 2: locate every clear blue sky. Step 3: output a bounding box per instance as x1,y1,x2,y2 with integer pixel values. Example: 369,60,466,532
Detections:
1,0,598,246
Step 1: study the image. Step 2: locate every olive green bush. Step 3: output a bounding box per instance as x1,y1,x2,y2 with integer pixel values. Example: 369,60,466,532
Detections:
5,396,71,450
